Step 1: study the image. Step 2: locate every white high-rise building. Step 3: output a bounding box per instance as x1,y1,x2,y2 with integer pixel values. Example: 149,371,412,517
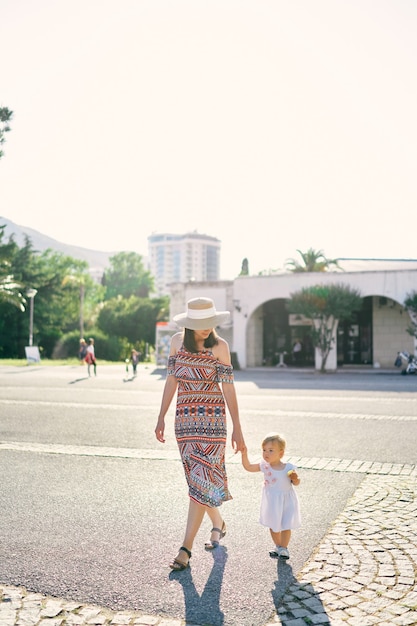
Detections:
148,232,221,296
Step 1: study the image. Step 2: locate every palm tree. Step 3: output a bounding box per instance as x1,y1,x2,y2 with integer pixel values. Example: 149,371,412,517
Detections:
285,248,340,273
62,269,89,338
0,267,26,311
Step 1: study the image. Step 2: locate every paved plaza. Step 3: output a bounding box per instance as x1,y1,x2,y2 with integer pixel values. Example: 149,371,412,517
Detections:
0,364,416,626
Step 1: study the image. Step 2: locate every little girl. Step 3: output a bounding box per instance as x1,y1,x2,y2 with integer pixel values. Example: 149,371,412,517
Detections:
241,432,301,559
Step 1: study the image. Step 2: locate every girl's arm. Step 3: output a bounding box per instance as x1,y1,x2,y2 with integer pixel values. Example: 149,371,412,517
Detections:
241,446,261,473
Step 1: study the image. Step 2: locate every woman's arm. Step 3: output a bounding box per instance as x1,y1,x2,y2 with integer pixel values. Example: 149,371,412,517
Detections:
154,375,178,443
215,337,245,453
154,333,181,443
222,382,245,453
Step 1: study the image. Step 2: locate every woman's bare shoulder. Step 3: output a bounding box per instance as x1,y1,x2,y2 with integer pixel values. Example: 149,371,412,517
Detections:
213,336,231,364
170,332,183,355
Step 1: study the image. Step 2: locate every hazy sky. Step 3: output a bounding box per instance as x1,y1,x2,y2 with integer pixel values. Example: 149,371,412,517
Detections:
1,0,416,279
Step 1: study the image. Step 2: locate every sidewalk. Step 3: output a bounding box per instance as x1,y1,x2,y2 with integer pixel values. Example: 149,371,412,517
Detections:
1,470,416,626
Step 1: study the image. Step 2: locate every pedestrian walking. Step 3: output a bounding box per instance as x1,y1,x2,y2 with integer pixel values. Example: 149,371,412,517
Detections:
85,337,97,377
131,349,140,376
78,338,87,364
241,432,301,560
292,338,303,366
154,297,245,571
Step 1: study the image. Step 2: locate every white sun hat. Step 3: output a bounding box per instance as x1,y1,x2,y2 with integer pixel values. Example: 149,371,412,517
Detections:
173,297,230,330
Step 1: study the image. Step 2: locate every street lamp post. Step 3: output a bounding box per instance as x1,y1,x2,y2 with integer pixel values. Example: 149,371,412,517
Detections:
27,289,38,347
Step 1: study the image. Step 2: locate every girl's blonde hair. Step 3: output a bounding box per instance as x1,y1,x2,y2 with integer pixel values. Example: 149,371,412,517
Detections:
262,432,286,450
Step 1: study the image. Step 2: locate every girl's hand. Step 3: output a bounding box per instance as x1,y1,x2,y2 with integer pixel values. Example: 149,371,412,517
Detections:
288,469,300,485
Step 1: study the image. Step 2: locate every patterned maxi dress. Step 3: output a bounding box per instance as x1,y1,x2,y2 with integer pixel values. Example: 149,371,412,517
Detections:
168,346,234,508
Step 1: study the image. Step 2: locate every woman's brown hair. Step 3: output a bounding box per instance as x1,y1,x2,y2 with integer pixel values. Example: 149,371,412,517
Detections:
183,328,219,353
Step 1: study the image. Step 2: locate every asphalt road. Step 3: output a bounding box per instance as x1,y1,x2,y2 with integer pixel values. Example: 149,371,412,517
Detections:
0,363,416,626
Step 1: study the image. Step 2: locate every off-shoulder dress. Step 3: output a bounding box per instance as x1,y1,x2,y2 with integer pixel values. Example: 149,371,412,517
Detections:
168,346,234,508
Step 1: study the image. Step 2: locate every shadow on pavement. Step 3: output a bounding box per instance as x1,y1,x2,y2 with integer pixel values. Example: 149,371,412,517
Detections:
68,376,90,384
128,364,414,393
122,376,137,383
150,368,168,378
272,559,329,622
234,368,416,392
169,547,227,626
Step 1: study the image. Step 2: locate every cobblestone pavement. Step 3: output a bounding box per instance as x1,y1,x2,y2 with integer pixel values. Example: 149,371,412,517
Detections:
1,454,416,626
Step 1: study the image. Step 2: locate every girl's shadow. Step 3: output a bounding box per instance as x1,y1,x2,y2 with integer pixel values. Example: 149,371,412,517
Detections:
169,547,227,626
272,559,329,621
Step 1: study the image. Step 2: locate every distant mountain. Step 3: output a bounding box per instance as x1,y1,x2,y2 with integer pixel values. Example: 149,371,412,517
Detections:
0,216,120,280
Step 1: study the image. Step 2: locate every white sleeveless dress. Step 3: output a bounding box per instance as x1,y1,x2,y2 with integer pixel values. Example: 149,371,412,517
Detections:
259,460,301,532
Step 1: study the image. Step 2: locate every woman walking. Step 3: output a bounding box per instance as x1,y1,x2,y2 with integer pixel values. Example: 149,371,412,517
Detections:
155,297,245,571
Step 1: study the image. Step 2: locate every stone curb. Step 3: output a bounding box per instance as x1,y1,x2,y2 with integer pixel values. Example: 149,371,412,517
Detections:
1,442,416,480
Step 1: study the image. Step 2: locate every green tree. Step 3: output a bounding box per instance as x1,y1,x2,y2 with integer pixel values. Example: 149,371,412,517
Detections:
34,250,105,355
103,251,154,300
14,246,80,356
287,283,362,372
0,234,35,356
0,107,13,159
0,226,26,311
98,295,169,348
0,230,105,357
285,248,340,273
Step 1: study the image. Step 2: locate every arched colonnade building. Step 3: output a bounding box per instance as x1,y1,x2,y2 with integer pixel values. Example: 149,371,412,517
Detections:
168,260,417,371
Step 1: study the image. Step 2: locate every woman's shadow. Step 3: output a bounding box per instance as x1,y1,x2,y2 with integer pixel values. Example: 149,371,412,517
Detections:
169,547,227,626
272,559,329,621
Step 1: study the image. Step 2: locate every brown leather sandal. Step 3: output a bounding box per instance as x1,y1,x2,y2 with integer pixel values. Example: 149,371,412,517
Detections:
169,546,192,571
204,521,226,550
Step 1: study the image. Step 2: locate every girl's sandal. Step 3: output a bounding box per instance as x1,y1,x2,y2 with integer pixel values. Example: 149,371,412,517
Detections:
204,521,226,550
169,546,192,571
